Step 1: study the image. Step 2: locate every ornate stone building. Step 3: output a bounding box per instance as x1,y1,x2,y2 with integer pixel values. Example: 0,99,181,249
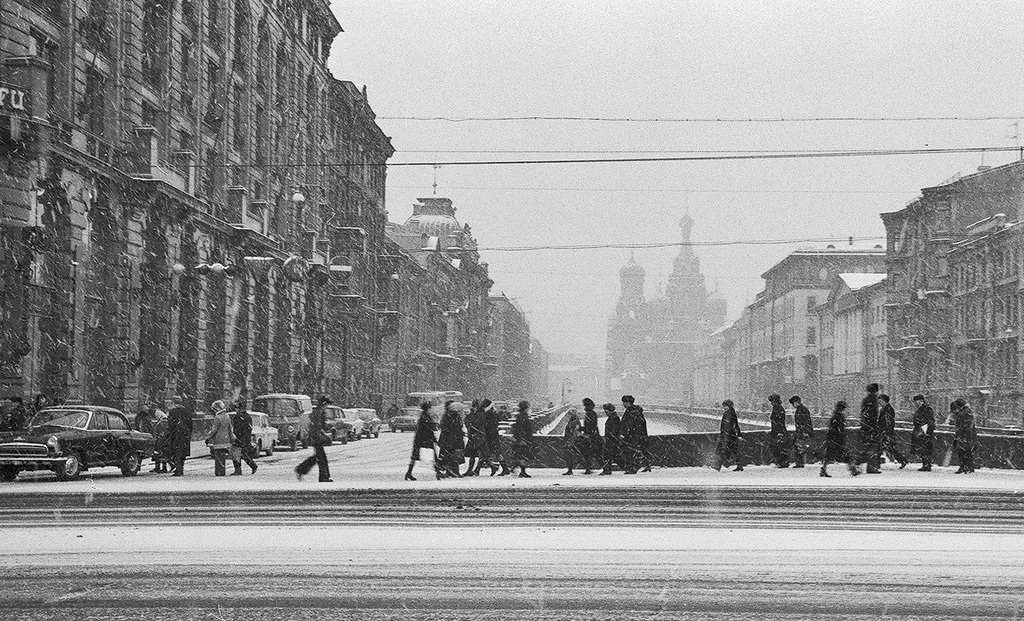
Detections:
606,212,726,402
0,0,397,409
883,161,1024,425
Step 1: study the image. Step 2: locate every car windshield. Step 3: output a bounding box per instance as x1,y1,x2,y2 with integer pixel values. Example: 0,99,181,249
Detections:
30,409,91,430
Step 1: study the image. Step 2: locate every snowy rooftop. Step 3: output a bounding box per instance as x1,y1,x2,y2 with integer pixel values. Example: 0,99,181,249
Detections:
839,272,886,291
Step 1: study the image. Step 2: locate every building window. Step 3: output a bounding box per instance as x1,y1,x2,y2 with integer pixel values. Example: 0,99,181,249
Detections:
231,84,245,152
80,69,107,137
806,295,816,312
233,3,250,72
806,326,817,346
80,0,112,53
207,0,222,47
141,0,167,87
203,147,219,198
255,21,269,92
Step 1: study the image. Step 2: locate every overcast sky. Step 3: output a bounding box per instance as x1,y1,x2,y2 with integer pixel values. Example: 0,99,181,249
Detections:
329,1,1024,357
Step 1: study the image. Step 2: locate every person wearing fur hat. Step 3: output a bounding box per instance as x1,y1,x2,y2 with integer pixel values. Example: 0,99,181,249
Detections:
716,399,743,471
620,395,649,474
878,394,908,469
951,398,976,474
600,403,625,475
768,394,790,468
859,383,882,473
789,395,814,468
820,400,859,477
579,398,602,474
910,394,935,471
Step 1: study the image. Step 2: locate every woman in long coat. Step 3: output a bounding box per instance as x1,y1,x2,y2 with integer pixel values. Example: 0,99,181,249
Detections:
437,401,466,478
820,401,859,477
562,408,583,475
600,403,624,475
204,400,235,477
951,398,977,474
463,400,487,477
405,402,439,481
509,400,535,478
580,398,602,474
716,399,743,471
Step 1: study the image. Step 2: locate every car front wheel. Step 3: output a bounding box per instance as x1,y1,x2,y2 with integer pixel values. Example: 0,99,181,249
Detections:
55,453,84,481
0,466,19,482
120,452,141,477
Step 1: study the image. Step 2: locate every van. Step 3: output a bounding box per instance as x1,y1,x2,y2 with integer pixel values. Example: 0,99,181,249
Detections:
252,394,313,451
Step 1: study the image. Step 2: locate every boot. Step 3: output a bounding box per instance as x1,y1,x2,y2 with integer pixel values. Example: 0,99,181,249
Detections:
405,463,416,481
599,469,612,475
463,458,477,477
251,463,258,475
490,465,499,476
583,468,593,475
518,467,531,479
733,465,744,472
819,468,830,478
562,469,573,475
641,466,652,472
231,463,242,476
498,465,512,476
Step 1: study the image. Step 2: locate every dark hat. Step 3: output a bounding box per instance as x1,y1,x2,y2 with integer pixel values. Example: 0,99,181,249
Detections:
517,400,530,411
879,394,890,402
866,383,880,393
480,399,493,409
582,397,595,408
788,395,801,405
318,395,333,405
621,395,635,404
835,400,848,410
602,403,616,412
953,397,967,409
768,393,781,402
912,394,926,401
721,399,734,408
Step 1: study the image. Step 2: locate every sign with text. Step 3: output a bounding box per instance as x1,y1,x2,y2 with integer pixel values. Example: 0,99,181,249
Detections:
0,81,30,116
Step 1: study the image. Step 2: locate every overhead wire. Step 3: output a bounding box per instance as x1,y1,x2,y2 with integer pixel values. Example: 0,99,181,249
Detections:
379,114,1024,123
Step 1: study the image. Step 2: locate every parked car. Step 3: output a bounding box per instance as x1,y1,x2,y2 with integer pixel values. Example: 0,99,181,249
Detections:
324,406,363,442
351,408,381,438
249,412,278,456
253,394,312,451
389,408,419,432
0,406,155,482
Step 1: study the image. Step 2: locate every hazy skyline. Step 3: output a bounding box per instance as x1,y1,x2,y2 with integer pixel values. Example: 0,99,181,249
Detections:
330,1,1024,356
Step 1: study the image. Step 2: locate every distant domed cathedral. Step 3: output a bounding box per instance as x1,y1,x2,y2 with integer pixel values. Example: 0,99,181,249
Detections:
606,212,726,402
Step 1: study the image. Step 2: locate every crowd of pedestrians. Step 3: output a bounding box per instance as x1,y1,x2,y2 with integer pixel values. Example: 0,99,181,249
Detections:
404,395,657,480
714,385,977,476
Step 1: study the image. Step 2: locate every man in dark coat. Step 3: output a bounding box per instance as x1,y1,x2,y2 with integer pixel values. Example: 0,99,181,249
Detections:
509,400,535,478
910,394,935,471
768,394,789,468
789,395,814,468
820,401,859,477
600,403,624,475
165,396,193,477
877,394,908,469
478,400,509,476
406,401,439,481
580,398,602,474
137,403,170,473
230,399,259,475
859,383,882,473
620,395,648,474
437,401,466,478
951,398,976,474
295,396,332,482
716,399,743,471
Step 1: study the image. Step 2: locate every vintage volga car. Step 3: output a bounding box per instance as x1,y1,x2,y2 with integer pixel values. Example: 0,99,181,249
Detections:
0,406,155,482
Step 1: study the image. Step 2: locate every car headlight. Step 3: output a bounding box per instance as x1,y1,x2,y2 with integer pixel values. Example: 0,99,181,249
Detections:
46,436,61,455
287,425,295,434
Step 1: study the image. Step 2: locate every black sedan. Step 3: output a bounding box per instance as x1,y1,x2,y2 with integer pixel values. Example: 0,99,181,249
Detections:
0,406,154,482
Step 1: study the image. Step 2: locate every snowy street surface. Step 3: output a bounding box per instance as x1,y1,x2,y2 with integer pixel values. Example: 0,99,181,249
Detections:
4,431,1024,619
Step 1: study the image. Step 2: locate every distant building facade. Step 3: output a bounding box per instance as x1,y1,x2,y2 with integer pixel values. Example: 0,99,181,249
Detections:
606,213,726,402
883,161,1024,425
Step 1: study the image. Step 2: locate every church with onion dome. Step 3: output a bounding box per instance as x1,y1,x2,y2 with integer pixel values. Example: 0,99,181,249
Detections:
606,211,727,403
